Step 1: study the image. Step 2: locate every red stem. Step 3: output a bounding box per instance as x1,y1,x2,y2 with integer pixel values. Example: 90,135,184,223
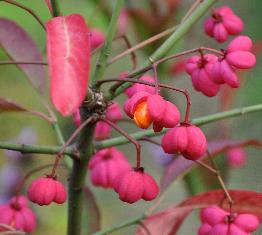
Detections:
102,118,141,168
50,116,94,177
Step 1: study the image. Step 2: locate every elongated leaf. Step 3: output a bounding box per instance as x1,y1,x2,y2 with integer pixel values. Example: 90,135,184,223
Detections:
178,189,262,219
0,97,27,112
0,18,46,93
47,14,90,116
161,139,262,191
136,190,262,235
84,187,100,234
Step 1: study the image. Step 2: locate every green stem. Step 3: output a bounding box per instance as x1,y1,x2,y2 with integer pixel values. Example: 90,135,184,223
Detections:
96,104,262,149
93,215,145,235
67,118,96,235
90,0,124,84
0,142,75,156
106,0,217,100
50,0,60,17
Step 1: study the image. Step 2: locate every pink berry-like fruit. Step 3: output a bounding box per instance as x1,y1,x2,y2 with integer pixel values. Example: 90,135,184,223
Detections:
212,36,256,88
161,124,207,160
124,92,180,132
28,176,67,206
88,147,131,188
185,54,220,97
204,6,243,43
199,206,260,235
90,28,105,50
0,195,36,233
113,167,159,204
226,36,256,69
226,147,247,168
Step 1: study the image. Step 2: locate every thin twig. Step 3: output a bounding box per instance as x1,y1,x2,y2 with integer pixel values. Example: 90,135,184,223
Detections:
206,150,234,209
0,224,16,231
194,159,217,174
181,0,204,22
27,110,54,124
0,61,48,66
139,137,161,146
50,116,95,177
108,25,178,65
0,231,25,235
115,34,137,70
0,0,46,30
102,118,142,168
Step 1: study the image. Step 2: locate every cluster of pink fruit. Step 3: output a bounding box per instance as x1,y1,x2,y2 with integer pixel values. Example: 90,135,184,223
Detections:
199,206,260,235
86,71,208,204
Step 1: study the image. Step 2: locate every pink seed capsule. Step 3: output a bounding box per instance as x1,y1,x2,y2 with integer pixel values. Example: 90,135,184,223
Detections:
203,5,243,43
124,92,180,131
226,147,246,168
28,176,67,206
90,29,105,50
198,206,260,235
186,54,220,97
88,147,131,188
113,167,159,204
161,124,207,160
0,195,36,233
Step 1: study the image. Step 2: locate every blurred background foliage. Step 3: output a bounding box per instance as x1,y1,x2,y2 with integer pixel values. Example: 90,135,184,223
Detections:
0,0,261,234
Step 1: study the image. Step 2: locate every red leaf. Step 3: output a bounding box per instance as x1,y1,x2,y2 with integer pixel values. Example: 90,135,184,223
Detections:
179,189,262,220
161,139,262,191
136,207,191,235
47,14,90,116
0,18,46,93
136,190,262,235
0,97,27,112
84,187,101,233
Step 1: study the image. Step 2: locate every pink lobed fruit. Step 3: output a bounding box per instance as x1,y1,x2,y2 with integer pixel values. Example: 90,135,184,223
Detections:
198,206,260,235
124,92,180,132
90,29,105,50
204,5,243,43
185,54,220,97
113,167,159,204
226,147,247,168
88,147,131,188
161,124,207,160
27,176,67,206
0,195,36,233
211,36,256,88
